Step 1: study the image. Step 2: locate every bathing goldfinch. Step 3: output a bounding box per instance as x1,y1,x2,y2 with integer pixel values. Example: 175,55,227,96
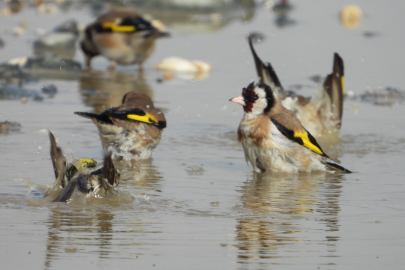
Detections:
75,92,166,160
81,10,169,69
230,82,351,173
248,34,344,138
49,131,120,202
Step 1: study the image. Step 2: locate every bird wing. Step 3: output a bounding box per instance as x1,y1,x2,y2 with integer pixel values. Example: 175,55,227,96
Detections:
96,11,156,33
322,53,344,129
270,112,352,173
49,131,68,187
105,108,167,128
270,114,327,157
102,152,120,188
248,34,287,99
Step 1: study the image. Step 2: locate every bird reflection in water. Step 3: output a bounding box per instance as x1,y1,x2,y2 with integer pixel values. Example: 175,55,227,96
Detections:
235,171,343,264
44,207,115,269
42,161,163,269
125,0,255,34
115,159,164,196
79,69,155,114
267,0,296,28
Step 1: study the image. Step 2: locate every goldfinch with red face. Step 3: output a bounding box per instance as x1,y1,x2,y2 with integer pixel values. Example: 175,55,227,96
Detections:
248,34,344,138
230,82,352,173
81,10,170,69
75,92,166,160
49,131,120,203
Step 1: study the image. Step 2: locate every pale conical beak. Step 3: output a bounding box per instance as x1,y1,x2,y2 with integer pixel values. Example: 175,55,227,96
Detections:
229,95,246,106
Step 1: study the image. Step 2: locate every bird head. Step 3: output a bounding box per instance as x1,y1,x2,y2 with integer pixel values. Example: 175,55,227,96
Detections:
66,158,98,180
230,82,275,117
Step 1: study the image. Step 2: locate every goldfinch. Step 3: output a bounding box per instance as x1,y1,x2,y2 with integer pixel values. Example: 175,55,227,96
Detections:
49,132,120,203
0,121,21,134
230,82,352,173
81,10,170,69
248,34,344,138
74,92,166,160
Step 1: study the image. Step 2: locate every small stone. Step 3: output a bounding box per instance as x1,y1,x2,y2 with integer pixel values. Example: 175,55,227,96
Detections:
41,84,57,95
341,5,363,29
13,26,25,36
64,247,77,253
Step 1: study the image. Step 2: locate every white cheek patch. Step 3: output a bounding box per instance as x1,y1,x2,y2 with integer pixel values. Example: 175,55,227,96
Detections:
255,87,267,98
249,87,268,117
251,99,267,116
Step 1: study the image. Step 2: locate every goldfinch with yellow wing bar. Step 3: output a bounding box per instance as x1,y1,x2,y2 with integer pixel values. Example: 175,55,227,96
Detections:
49,132,120,202
230,82,351,173
248,34,345,138
75,92,166,160
81,10,169,69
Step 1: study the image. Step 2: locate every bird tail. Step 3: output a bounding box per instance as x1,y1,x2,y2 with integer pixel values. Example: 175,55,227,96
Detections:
52,173,92,202
248,33,287,99
322,53,344,129
74,111,100,119
52,176,78,202
323,157,352,173
144,29,170,38
74,111,113,124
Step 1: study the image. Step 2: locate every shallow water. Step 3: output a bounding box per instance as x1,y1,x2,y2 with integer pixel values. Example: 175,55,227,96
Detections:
1,0,405,269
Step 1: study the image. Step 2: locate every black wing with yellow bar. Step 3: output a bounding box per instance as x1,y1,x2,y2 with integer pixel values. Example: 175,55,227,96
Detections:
95,17,155,33
105,108,166,129
271,119,328,157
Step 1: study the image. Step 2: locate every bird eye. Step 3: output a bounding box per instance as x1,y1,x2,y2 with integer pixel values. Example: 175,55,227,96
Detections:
252,95,258,101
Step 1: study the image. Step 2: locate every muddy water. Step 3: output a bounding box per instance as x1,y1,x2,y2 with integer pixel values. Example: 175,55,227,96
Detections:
1,0,405,269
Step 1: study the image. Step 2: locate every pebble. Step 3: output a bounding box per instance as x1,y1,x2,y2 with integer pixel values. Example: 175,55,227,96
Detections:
155,57,212,73
341,5,363,29
41,84,57,95
13,26,25,36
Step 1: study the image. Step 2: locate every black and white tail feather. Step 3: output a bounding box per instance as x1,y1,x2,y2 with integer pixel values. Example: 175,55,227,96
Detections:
248,33,345,133
323,158,352,173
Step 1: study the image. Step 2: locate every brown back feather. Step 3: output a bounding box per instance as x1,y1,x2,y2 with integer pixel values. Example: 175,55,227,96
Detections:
268,102,306,133
119,92,166,122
